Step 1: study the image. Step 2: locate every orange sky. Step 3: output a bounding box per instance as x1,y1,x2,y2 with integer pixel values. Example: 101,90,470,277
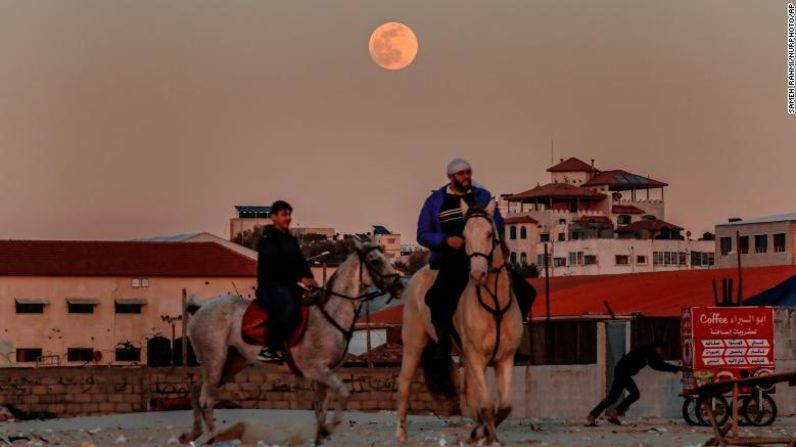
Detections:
0,1,793,243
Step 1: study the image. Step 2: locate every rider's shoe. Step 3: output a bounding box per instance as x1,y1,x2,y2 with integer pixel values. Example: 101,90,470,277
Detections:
605,409,622,425
257,347,284,363
584,414,597,427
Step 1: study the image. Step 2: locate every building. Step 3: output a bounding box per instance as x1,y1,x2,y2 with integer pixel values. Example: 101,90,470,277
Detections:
371,225,401,262
229,205,272,241
0,240,257,367
715,213,796,268
501,157,713,276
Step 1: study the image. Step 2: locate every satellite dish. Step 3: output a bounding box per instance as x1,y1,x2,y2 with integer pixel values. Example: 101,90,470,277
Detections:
612,192,622,201
92,350,103,362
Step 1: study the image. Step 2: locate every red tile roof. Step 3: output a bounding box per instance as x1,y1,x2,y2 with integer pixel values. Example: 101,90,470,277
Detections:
376,267,796,323
530,266,796,318
612,205,646,215
616,219,682,233
351,341,403,364
582,170,668,189
504,216,539,225
507,183,607,201
547,157,595,173
0,240,257,277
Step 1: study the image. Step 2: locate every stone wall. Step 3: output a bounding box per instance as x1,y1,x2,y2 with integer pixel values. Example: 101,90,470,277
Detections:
0,366,457,418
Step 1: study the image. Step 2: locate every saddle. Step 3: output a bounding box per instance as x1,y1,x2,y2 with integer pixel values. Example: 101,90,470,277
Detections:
241,301,310,349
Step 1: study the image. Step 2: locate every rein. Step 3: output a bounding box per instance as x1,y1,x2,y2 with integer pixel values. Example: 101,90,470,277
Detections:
464,211,513,365
304,245,400,368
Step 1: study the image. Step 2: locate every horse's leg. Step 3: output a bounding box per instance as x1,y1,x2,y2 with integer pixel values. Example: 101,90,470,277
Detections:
465,356,498,445
494,356,513,428
313,382,330,445
309,369,350,442
396,326,427,442
465,369,485,442
198,345,228,434
179,381,204,443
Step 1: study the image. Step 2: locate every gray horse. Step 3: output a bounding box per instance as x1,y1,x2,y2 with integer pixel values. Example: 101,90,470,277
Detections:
181,239,402,445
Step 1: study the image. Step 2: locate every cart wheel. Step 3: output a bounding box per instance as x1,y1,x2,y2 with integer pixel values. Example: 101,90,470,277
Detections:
695,396,730,427
741,394,777,426
682,397,701,426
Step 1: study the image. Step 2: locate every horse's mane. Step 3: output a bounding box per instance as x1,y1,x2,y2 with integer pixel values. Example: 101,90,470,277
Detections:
465,206,491,220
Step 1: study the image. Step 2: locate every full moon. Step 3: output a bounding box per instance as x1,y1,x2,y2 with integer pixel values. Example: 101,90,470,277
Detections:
368,22,418,70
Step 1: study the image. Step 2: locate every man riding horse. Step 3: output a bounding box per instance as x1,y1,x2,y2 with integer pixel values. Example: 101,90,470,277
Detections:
418,158,535,361
256,200,318,362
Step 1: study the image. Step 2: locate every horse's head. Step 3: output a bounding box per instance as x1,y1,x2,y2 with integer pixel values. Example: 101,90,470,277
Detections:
352,238,404,300
463,199,499,286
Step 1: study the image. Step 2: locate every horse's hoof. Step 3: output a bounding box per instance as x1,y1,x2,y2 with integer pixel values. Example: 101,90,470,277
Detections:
178,432,197,444
470,425,485,441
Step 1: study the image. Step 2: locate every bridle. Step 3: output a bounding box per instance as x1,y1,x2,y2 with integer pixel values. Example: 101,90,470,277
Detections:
463,209,513,365
306,244,402,368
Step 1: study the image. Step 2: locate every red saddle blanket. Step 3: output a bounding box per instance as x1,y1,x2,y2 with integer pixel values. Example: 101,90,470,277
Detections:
241,301,310,348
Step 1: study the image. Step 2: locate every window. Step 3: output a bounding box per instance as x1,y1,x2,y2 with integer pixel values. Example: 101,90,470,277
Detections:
720,237,732,255
115,347,141,362
131,278,149,288
520,226,527,239
739,236,749,254
559,219,567,225
67,298,98,314
115,299,146,314
537,254,548,267
540,233,550,242
68,303,94,314
664,252,672,265
16,302,44,314
558,233,565,241
509,226,517,240
67,348,94,363
554,257,567,267
617,215,631,225
755,234,768,253
568,251,584,265
679,252,687,266
636,255,647,265
386,237,396,244
16,348,42,363
774,233,786,252
520,252,527,264
584,255,598,265
692,251,714,266
510,252,517,264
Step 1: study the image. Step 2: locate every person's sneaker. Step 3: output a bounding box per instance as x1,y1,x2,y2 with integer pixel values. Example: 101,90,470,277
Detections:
584,415,597,427
257,347,284,363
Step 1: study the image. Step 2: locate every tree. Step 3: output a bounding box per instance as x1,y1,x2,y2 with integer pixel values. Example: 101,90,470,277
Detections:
231,226,355,264
512,262,539,278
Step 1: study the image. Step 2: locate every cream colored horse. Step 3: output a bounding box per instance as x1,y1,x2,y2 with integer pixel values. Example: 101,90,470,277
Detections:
396,200,523,445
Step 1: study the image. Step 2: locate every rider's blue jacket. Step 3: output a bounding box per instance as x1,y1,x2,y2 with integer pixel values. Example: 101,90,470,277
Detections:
416,184,505,268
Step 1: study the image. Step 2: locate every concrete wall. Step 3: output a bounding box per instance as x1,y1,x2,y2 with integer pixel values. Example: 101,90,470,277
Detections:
774,308,796,416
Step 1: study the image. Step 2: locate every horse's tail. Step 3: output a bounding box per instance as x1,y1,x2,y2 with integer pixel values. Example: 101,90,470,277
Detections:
420,341,457,398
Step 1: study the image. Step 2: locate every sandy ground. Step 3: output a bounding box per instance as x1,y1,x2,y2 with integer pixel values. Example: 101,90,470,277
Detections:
2,409,796,447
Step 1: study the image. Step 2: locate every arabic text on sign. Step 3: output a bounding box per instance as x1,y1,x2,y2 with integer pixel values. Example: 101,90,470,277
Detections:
702,340,724,347
725,357,748,365
725,339,747,347
748,339,769,347
702,349,724,357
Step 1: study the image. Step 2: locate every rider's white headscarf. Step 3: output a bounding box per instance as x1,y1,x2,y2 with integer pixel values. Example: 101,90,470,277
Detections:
446,158,471,175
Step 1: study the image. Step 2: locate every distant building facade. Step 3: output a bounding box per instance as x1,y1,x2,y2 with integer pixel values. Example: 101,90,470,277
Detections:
501,157,714,276
715,213,796,268
0,240,257,368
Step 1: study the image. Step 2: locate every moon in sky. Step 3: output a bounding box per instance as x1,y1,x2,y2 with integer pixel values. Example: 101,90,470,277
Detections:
368,22,418,70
